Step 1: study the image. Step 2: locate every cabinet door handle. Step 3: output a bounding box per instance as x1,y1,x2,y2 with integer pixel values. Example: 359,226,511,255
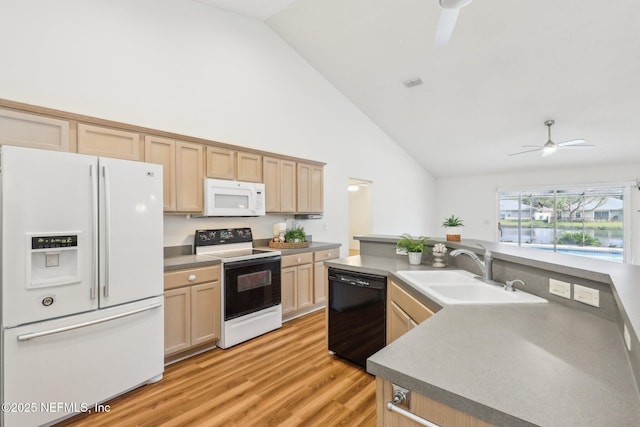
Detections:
188,274,197,282
386,402,439,427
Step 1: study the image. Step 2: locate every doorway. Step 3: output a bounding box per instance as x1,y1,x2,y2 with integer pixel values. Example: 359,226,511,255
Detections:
348,178,372,256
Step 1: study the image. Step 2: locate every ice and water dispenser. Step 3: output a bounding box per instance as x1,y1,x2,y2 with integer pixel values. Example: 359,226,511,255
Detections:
27,233,81,290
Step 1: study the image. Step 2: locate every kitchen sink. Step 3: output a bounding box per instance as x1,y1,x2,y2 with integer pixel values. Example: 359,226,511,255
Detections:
396,269,477,283
395,270,548,306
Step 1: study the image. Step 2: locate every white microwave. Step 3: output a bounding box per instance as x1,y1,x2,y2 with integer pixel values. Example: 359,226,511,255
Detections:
203,178,266,217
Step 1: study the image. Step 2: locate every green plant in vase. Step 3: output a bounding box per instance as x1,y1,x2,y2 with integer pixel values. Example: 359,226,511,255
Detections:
397,233,428,265
442,214,464,241
284,225,307,243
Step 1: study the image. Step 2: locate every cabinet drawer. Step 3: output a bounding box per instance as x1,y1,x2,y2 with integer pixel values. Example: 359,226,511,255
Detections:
390,281,433,324
314,248,339,262
164,265,220,290
281,252,314,268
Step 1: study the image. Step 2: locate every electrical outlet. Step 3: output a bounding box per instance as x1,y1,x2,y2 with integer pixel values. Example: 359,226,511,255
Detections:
574,284,599,307
624,324,632,351
549,279,571,299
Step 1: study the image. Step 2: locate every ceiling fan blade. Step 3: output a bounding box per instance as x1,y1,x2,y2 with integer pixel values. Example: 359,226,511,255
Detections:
557,139,587,147
434,8,460,47
508,148,543,157
559,144,595,150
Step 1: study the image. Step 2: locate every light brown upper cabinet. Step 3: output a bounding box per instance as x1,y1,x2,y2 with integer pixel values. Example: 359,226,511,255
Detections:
144,136,177,211
176,141,205,212
144,136,204,213
263,156,296,213
236,152,262,182
205,146,234,180
77,124,141,160
297,163,324,213
206,146,262,182
0,108,70,151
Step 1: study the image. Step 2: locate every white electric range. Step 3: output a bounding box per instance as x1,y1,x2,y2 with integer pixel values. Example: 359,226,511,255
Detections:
194,228,282,348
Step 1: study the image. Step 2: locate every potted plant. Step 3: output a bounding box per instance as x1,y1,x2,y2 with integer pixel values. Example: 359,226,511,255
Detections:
442,214,464,241
284,225,307,243
397,233,428,265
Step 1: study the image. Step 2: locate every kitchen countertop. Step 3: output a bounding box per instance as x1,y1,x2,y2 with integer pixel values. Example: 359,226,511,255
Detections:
164,254,221,271
164,241,340,271
253,241,340,255
326,254,640,426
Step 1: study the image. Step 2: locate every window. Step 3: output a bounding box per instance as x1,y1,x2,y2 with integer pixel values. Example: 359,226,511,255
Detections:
498,185,627,263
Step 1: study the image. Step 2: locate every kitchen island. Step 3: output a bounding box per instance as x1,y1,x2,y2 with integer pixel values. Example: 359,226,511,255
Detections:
327,236,640,426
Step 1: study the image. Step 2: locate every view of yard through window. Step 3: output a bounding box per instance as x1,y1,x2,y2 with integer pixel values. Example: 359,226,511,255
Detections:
498,187,625,262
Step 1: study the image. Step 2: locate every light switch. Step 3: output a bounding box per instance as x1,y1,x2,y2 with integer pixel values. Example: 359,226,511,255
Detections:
549,279,571,299
574,284,599,307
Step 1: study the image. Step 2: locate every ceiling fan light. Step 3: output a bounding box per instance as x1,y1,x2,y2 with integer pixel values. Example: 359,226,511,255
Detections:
542,145,557,157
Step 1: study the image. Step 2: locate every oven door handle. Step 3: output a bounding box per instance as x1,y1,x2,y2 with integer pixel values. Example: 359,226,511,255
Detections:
223,255,281,270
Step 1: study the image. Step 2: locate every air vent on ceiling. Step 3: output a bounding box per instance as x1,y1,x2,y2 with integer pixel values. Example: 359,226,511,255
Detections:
403,77,423,88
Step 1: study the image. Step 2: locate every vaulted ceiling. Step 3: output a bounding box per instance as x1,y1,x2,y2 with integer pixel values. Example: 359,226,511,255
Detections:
194,0,640,178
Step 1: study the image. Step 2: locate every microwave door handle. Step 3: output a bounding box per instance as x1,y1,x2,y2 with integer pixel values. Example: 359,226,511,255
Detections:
250,188,257,214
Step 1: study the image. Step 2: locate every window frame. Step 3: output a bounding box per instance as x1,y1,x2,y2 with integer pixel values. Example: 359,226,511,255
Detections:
496,182,633,263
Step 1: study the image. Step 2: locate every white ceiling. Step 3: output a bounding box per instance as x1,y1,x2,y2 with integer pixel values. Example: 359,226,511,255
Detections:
194,0,640,178
193,0,297,20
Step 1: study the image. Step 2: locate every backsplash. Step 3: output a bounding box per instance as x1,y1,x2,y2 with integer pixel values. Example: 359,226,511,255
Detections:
163,214,323,247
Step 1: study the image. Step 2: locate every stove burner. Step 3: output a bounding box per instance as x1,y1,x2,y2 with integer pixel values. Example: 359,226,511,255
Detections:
194,228,279,262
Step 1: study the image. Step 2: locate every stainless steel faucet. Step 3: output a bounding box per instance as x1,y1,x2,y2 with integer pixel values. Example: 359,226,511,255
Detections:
450,243,493,282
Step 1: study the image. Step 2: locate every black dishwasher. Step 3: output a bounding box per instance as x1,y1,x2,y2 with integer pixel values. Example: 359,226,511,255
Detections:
327,268,386,368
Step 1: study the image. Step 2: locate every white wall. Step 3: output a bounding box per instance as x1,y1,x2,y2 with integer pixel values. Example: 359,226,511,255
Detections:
348,181,372,251
435,163,640,263
0,0,435,253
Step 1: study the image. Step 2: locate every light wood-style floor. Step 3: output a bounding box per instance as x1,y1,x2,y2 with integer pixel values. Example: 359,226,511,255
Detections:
57,310,376,427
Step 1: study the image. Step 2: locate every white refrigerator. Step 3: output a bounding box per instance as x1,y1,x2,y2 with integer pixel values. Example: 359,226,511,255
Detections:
0,145,164,427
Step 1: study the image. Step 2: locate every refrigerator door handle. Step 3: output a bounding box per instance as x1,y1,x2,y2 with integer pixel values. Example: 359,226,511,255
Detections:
16,303,163,341
90,164,98,300
103,164,111,297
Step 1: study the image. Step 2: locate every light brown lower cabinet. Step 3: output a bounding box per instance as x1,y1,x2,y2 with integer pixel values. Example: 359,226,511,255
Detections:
282,248,340,320
387,280,434,344
281,252,314,318
376,378,494,427
313,248,340,304
164,265,221,360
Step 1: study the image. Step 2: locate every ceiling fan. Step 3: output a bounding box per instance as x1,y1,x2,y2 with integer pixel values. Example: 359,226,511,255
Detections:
509,120,594,157
434,0,473,47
